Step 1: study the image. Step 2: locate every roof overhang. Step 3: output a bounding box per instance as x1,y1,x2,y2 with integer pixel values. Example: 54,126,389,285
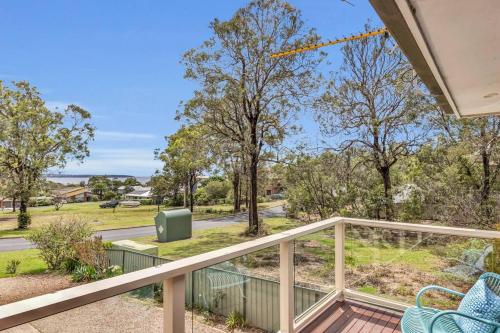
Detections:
369,0,500,118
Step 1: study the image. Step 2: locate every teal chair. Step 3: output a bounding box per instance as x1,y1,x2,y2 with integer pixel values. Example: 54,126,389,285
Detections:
401,272,500,333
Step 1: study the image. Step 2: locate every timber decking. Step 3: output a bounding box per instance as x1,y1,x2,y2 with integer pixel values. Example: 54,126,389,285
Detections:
299,300,402,333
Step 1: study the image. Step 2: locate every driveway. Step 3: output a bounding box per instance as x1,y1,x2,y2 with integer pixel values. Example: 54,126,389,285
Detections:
0,206,284,252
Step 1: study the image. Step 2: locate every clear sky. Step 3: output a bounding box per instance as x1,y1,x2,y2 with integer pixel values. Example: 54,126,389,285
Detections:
0,0,381,176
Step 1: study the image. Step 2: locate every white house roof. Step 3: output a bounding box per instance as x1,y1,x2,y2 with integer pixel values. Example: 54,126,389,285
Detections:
370,0,500,118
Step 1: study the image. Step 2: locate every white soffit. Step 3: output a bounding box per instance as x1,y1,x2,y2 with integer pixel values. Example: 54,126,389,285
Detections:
395,0,500,118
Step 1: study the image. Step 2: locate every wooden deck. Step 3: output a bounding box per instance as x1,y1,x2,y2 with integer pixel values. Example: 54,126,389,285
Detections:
299,300,402,333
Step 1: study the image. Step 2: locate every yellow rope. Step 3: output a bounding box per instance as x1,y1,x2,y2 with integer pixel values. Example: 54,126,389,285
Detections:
271,28,388,58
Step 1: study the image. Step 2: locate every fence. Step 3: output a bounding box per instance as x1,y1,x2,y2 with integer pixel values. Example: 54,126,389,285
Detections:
107,249,326,332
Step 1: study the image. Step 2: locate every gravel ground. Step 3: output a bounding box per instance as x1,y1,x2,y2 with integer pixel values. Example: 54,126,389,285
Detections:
0,273,80,305
22,295,255,333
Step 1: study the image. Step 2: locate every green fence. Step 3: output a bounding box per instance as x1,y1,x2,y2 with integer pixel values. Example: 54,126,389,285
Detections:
106,249,326,332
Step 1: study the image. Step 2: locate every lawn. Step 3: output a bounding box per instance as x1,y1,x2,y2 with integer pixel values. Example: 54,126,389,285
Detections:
0,200,284,238
0,249,47,278
132,217,298,259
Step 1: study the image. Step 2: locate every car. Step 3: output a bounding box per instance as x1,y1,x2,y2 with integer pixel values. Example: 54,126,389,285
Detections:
99,200,119,208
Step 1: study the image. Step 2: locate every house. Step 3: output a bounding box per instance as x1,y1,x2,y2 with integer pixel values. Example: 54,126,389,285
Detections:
124,186,152,200
54,187,93,203
0,197,20,210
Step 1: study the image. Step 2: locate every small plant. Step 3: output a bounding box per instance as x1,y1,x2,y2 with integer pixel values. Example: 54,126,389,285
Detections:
6,259,21,275
71,264,98,282
225,311,245,331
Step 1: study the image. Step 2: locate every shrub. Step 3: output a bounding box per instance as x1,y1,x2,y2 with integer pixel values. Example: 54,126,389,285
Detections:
103,191,116,200
139,199,152,205
225,311,245,331
73,237,108,274
27,217,92,270
6,259,21,275
17,212,31,229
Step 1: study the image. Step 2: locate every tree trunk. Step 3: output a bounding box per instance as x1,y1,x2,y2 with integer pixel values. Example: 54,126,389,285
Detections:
480,148,492,217
248,153,259,234
232,171,241,213
12,197,16,212
188,174,195,213
380,166,394,220
19,198,27,215
183,180,188,208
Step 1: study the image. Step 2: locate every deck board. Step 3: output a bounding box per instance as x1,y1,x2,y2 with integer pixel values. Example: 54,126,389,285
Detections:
299,301,402,333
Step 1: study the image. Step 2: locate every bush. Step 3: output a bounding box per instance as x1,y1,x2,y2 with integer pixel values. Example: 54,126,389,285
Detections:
17,212,31,229
73,237,108,273
27,217,93,270
102,191,116,200
6,259,21,275
139,199,153,205
225,311,245,331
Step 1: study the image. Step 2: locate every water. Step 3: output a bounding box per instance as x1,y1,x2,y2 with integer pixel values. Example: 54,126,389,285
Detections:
46,176,151,185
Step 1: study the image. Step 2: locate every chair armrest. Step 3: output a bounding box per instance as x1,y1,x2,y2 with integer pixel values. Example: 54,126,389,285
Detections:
416,285,465,308
429,310,500,333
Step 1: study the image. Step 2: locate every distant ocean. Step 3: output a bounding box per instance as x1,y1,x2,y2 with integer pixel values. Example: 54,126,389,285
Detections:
46,175,151,185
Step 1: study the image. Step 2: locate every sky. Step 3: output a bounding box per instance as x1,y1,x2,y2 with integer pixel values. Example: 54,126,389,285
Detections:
0,0,381,176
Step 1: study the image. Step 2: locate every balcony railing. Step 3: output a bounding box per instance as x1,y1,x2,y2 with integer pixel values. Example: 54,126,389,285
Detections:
0,217,498,332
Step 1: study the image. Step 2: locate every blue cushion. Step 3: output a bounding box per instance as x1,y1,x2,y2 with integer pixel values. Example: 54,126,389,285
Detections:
455,279,500,333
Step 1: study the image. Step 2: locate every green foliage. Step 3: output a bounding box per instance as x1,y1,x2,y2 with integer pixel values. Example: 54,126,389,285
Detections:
0,81,94,224
6,259,21,275
71,264,98,282
26,217,93,270
204,179,230,202
225,311,245,331
139,199,153,205
102,191,116,200
17,212,31,229
399,190,424,222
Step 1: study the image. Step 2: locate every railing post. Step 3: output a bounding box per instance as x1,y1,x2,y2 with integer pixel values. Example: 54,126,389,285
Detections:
335,222,345,300
163,275,185,333
280,240,294,333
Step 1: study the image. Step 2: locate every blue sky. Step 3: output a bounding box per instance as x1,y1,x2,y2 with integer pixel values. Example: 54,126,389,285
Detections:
0,1,381,176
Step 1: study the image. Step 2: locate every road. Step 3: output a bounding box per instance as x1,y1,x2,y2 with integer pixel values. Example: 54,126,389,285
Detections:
0,206,284,252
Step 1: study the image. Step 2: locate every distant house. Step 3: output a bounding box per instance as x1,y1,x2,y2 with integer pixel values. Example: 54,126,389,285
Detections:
54,187,93,203
117,185,144,195
124,186,152,200
0,198,20,210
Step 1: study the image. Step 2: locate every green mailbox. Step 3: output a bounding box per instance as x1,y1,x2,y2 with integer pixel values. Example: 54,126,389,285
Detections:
155,208,192,242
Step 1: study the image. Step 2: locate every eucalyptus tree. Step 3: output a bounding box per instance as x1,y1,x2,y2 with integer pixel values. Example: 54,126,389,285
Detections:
157,125,212,212
180,0,323,233
430,110,500,222
316,31,431,220
0,81,94,228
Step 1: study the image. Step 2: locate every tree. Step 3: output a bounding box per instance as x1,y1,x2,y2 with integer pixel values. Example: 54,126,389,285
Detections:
88,176,111,200
157,125,211,212
286,150,357,219
434,111,499,218
316,31,430,220
0,81,94,228
181,0,323,233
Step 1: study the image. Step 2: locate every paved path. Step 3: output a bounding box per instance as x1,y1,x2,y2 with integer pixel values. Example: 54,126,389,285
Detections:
0,206,284,252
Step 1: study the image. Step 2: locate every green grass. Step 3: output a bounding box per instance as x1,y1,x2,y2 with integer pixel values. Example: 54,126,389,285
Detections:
0,249,46,278
132,217,297,260
0,200,284,238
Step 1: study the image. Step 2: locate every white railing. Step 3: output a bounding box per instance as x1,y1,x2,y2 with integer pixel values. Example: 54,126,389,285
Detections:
0,217,498,332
